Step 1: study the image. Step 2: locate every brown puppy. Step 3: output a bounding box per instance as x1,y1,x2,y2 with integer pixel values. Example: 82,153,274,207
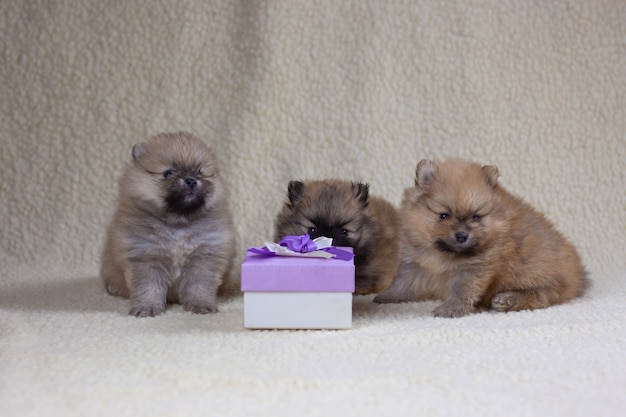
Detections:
274,179,400,295
374,158,589,317
100,132,235,317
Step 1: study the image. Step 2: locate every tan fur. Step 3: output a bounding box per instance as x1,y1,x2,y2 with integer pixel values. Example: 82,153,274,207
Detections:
374,158,589,317
274,179,400,295
100,132,235,317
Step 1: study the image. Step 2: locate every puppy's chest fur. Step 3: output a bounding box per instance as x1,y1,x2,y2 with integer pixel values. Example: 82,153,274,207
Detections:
160,227,202,271
128,220,222,278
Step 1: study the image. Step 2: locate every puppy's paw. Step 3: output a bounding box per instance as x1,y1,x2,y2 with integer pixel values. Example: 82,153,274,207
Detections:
433,301,474,318
373,286,415,304
106,283,130,298
491,291,520,312
373,292,400,304
129,304,164,318
184,302,218,314
106,284,122,296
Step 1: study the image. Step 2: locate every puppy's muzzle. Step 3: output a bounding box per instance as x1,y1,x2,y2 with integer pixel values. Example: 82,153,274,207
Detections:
455,231,469,243
184,178,198,190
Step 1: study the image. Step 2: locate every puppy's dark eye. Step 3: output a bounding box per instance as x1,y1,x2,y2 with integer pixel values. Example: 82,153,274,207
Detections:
439,213,450,221
163,169,174,178
340,228,348,235
308,227,317,235
472,215,481,222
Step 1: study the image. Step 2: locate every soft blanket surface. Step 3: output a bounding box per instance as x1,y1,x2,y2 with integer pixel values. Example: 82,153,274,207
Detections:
1,1,624,416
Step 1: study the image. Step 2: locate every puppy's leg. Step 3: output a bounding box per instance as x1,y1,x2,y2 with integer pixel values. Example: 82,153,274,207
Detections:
106,283,129,298
177,253,226,314
433,273,491,318
374,262,436,304
491,288,558,312
128,262,169,317
491,269,589,312
102,265,130,298
100,239,131,298
354,274,380,296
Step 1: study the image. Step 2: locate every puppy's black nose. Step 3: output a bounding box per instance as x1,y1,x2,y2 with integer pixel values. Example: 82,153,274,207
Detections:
455,232,469,243
185,178,197,189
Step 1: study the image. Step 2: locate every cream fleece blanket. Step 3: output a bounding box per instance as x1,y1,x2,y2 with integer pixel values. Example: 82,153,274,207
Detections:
1,1,625,416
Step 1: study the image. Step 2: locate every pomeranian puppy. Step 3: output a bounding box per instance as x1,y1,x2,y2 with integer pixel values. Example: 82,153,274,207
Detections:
274,179,400,295
374,158,589,317
100,132,235,317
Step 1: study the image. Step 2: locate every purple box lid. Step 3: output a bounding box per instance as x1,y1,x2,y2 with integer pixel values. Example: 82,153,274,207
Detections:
241,247,355,292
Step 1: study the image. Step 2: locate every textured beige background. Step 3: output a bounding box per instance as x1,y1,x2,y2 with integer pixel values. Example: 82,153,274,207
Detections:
0,2,625,415
1,1,624,286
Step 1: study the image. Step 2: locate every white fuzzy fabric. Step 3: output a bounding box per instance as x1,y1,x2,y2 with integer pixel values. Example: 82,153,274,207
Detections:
1,1,624,416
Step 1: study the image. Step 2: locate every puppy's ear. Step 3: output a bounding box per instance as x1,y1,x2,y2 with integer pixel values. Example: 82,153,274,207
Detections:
287,181,305,208
415,159,438,189
352,182,369,206
482,165,500,188
131,143,146,160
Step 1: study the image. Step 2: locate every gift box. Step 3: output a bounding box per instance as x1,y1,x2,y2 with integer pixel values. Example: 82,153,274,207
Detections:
241,236,355,329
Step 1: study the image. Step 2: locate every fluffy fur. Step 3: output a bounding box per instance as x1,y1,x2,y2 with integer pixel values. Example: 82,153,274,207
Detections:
274,179,400,295
100,132,235,317
374,158,589,317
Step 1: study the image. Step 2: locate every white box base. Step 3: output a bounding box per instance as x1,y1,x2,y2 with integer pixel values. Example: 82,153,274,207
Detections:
244,292,352,329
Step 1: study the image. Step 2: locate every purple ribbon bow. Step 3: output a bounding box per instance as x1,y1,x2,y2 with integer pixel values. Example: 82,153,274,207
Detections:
278,235,319,253
247,234,354,261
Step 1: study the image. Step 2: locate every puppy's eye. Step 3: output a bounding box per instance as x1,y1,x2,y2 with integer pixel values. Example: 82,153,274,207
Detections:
308,227,317,235
340,228,348,235
472,215,481,222
163,169,174,179
439,213,450,221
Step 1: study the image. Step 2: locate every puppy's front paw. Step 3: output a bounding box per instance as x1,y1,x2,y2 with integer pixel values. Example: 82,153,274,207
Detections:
433,301,474,318
373,292,399,304
373,286,415,304
184,302,218,314
491,291,520,312
129,304,164,317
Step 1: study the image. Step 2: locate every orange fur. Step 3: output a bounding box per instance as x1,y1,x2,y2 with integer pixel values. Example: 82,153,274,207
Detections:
374,158,588,317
